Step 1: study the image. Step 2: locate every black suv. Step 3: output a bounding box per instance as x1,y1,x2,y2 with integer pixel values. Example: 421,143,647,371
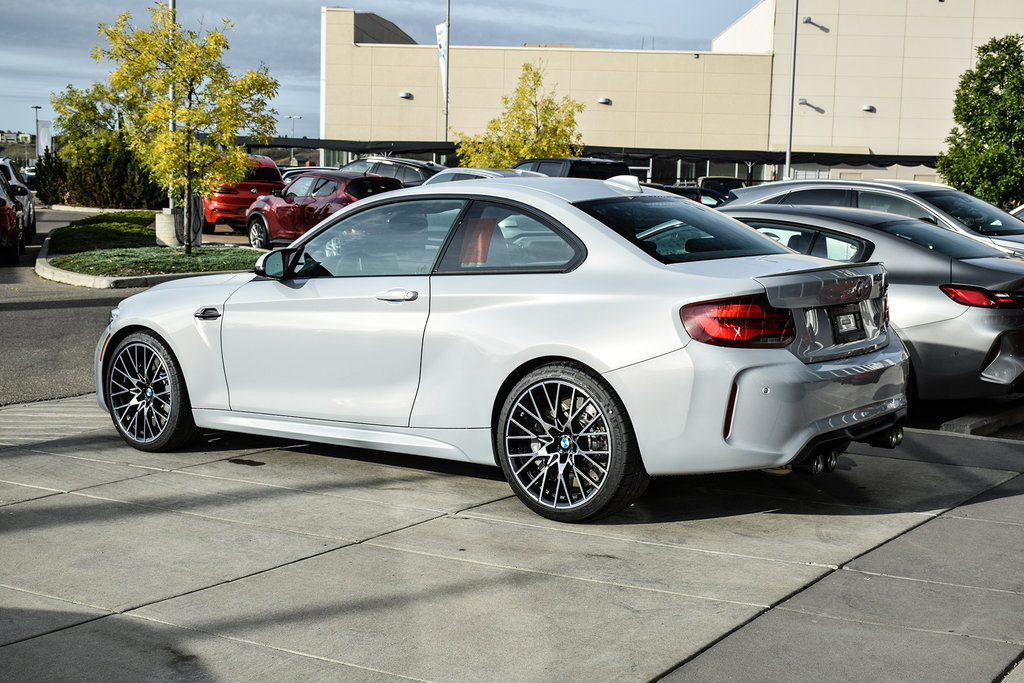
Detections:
513,157,631,180
339,157,444,187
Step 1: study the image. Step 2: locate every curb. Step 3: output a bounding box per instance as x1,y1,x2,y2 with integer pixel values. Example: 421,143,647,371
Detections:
939,398,1024,436
34,210,257,289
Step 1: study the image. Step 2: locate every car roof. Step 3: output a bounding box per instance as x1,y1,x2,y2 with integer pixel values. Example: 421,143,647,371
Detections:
720,203,921,228
371,175,665,206
288,170,397,182
729,178,953,201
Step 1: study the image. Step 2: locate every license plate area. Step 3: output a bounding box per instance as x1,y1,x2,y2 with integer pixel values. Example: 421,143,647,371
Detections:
829,302,866,343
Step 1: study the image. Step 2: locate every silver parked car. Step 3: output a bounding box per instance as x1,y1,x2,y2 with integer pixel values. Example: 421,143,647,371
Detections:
95,177,908,522
422,167,545,184
721,203,1024,401
724,179,1024,254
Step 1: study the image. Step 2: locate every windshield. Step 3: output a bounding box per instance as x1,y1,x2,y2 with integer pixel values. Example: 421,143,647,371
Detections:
575,195,788,263
916,190,1024,236
876,219,1007,259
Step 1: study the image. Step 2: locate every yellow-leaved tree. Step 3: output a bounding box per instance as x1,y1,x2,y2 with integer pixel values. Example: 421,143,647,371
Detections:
454,61,584,168
94,2,279,253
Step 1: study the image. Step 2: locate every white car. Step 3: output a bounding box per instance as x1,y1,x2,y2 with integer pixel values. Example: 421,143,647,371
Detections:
96,176,908,522
422,167,545,184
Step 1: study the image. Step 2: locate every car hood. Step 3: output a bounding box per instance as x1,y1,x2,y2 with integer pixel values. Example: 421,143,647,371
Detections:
954,256,1024,290
118,272,254,313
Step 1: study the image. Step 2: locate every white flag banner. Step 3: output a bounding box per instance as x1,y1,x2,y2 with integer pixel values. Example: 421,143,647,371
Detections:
436,21,449,115
36,121,52,158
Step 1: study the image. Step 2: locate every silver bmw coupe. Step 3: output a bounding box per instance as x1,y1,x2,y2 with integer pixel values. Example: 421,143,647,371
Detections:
96,176,909,522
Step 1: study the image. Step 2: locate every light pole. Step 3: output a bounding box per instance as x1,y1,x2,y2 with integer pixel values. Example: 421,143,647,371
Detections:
31,105,41,164
784,0,799,180
285,115,301,166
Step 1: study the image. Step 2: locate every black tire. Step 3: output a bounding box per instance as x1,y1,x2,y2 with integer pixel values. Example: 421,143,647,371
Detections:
105,331,198,452
1,239,19,265
202,221,217,234
248,215,270,250
497,362,649,522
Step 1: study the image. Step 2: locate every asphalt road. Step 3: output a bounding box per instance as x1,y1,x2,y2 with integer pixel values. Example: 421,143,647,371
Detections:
0,208,145,406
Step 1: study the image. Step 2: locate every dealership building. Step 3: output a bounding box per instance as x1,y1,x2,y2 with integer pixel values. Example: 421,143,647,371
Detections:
314,0,1024,184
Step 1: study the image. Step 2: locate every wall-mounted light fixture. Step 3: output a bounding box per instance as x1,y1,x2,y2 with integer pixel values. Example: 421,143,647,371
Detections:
861,104,877,113
597,97,612,105
798,98,825,113
399,91,413,100
798,98,808,105
802,16,830,32
693,53,700,59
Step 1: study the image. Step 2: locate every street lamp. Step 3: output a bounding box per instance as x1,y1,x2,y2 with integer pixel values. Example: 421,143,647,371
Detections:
31,106,41,164
284,115,301,166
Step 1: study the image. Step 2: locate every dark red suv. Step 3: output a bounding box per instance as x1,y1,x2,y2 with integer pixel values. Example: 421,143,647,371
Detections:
244,170,402,248
0,173,25,265
202,155,285,233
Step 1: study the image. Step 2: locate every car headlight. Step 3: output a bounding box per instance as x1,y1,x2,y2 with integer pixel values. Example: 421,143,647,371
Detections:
109,307,121,325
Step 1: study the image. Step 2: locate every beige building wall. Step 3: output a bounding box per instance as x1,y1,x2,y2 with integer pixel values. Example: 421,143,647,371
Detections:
757,0,1024,175
321,7,772,151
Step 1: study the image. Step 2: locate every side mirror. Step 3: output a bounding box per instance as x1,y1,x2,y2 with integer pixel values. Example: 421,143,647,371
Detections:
272,188,283,197
254,248,298,279
10,185,27,197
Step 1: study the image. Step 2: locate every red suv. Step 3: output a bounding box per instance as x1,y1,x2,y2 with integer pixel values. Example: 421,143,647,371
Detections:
0,173,25,265
202,155,284,233
245,170,402,248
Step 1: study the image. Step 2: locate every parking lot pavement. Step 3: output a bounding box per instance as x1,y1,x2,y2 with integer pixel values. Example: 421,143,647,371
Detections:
1,396,1023,681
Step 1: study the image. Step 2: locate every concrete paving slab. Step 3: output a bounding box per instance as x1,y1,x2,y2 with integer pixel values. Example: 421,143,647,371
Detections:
779,568,1024,644
944,472,1024,525
0,493,349,612
183,443,514,514
0,445,156,492
850,516,1024,593
0,588,109,646
80,470,444,542
853,428,1024,472
0,395,110,448
132,543,758,682
634,453,1016,516
1007,659,1024,682
664,607,1020,682
371,514,828,606
0,613,399,681
0,480,55,506
26,428,297,472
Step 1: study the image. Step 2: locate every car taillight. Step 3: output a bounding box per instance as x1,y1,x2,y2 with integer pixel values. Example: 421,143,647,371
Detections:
214,187,239,195
940,285,1024,308
680,294,795,348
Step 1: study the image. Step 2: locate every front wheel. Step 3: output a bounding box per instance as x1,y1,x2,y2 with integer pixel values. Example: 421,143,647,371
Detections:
248,215,271,250
497,362,648,522
106,331,198,452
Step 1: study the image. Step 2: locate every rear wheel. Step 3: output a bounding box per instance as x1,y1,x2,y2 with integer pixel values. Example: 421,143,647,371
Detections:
106,331,198,452
248,215,271,250
497,362,648,522
202,221,217,234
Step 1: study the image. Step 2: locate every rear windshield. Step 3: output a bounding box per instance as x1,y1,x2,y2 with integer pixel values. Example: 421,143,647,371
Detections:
570,162,631,180
877,219,1007,259
916,190,1024,236
244,166,283,183
575,195,789,263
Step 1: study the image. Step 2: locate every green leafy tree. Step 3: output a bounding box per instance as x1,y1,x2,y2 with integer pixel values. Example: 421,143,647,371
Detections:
93,2,279,252
454,61,584,168
937,34,1024,207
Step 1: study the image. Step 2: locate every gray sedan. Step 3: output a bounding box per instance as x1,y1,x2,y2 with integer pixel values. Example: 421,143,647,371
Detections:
721,203,1024,401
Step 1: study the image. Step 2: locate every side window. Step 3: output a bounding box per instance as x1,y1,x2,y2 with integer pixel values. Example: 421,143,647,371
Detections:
293,199,467,278
744,220,817,253
781,189,854,207
856,191,934,221
436,201,579,273
810,234,863,262
284,176,315,198
344,160,372,173
311,179,338,198
536,161,565,176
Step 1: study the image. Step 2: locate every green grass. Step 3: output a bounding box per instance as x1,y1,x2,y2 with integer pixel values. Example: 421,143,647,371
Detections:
47,210,260,276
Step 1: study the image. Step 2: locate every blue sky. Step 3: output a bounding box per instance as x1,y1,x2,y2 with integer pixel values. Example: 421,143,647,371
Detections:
1,0,760,137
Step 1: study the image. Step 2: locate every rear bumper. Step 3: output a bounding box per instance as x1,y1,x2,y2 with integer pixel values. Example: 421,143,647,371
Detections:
604,337,909,476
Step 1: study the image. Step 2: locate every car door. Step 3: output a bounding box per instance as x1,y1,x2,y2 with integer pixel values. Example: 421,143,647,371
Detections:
275,175,317,239
301,177,340,232
220,198,467,425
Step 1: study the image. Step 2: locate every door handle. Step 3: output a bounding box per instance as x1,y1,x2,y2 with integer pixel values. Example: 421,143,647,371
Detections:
375,288,419,302
194,307,222,320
